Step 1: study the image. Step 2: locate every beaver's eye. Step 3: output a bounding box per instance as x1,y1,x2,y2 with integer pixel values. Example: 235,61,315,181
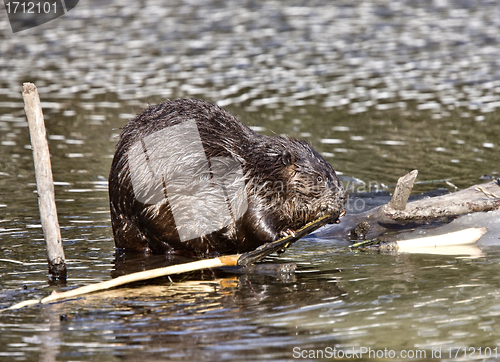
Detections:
317,176,323,183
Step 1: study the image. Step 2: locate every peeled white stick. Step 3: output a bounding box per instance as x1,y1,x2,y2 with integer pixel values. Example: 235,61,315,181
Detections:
23,83,66,281
0,255,240,312
397,245,484,258
396,227,487,249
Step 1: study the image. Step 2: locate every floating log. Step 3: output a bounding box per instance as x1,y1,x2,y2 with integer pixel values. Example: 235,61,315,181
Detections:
317,170,500,241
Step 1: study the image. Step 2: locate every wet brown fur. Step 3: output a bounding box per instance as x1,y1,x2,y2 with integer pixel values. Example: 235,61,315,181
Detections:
109,99,347,256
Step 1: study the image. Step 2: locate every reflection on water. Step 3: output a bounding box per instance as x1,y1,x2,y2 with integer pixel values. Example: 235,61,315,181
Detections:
0,0,500,360
4,244,500,361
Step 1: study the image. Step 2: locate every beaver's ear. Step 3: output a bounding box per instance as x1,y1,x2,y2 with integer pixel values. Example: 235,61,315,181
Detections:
281,149,295,166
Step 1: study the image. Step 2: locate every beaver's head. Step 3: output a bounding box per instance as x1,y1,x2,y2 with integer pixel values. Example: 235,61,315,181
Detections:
249,137,347,227
282,139,347,224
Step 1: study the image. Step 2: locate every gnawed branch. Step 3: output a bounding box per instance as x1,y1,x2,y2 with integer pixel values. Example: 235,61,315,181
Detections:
317,171,500,240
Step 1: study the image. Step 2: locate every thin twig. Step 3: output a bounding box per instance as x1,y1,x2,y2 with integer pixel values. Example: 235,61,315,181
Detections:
475,186,499,199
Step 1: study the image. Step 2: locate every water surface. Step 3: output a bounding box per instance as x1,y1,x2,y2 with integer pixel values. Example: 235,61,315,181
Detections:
1,1,500,361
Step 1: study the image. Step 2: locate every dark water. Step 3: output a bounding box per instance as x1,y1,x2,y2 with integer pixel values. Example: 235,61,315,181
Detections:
1,1,500,361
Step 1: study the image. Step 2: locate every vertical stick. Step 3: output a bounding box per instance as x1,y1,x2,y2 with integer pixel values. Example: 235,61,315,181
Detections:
387,169,418,211
22,83,66,281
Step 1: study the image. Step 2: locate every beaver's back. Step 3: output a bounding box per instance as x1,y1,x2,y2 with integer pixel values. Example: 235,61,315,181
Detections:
117,99,257,162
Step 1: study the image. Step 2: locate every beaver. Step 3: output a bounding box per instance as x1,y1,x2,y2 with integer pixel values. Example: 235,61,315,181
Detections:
109,99,347,256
